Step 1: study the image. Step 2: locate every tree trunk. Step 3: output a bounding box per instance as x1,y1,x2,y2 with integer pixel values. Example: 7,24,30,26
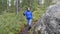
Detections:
15,0,20,14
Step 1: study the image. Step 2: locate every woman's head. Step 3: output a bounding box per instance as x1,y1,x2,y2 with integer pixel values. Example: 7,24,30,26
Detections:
26,7,31,10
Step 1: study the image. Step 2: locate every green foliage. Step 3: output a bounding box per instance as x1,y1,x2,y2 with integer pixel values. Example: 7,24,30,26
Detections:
0,0,7,14
0,0,52,34
44,0,52,7
0,13,26,34
0,6,46,34
21,0,38,11
33,7,45,21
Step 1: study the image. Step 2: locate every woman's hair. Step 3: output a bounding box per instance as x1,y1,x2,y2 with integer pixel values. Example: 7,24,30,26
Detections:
25,7,31,10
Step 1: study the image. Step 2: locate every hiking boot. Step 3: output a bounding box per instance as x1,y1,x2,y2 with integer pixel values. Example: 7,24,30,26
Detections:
28,26,31,31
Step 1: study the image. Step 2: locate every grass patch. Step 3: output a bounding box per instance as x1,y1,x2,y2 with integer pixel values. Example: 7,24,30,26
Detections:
0,13,26,34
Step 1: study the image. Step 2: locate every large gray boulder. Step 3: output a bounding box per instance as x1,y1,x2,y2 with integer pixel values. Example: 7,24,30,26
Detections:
33,2,60,34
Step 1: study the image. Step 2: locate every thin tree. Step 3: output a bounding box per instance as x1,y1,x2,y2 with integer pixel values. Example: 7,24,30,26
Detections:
15,0,20,14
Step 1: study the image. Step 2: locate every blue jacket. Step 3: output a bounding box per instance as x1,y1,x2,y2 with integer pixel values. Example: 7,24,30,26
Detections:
23,10,33,19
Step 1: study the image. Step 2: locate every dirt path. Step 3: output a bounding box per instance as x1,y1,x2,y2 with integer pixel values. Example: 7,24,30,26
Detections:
19,25,30,34
18,21,37,34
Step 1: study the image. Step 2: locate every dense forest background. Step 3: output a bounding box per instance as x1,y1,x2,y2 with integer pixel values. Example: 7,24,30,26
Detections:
0,0,56,34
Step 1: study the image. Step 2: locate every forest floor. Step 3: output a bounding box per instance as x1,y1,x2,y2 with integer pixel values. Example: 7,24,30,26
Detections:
19,26,29,34
18,21,36,34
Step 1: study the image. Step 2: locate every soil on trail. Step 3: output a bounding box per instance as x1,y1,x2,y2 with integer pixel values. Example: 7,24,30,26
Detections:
18,21,37,34
19,25,30,34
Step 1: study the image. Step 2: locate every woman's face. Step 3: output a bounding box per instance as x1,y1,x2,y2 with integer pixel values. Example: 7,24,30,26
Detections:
27,8,30,10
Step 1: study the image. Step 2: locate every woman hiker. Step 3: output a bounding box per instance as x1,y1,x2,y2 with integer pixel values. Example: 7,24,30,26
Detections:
23,7,33,31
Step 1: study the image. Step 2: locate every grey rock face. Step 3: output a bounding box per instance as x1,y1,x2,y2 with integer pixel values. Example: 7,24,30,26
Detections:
33,3,60,34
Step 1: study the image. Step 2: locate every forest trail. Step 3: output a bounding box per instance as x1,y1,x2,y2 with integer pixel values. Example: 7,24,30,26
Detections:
19,26,29,34
18,21,36,34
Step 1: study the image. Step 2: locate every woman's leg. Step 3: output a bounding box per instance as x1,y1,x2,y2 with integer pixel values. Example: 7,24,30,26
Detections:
28,19,32,31
29,19,32,27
